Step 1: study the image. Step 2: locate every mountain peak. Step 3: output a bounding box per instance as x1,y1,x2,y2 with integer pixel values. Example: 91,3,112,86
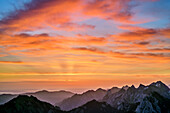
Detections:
15,95,40,102
96,88,106,92
150,81,168,88
131,85,135,88
110,86,119,89
156,81,163,83
34,90,49,93
0,95,63,113
122,85,129,90
139,84,145,87
17,95,29,98
84,90,95,94
138,84,145,90
127,85,136,92
155,81,165,86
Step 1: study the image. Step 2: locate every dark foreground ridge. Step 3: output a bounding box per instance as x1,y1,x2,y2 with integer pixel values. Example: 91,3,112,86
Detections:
69,99,124,113
0,95,65,113
0,81,170,113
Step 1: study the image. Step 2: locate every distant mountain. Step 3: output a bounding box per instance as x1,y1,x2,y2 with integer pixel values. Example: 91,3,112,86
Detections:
0,95,65,113
58,88,107,111
25,90,74,105
69,100,123,113
0,94,17,105
103,81,170,113
0,90,74,106
103,87,120,101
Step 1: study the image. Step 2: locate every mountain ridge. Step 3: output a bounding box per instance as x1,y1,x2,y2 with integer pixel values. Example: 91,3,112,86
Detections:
0,90,74,106
103,81,170,113
0,81,169,113
58,88,107,111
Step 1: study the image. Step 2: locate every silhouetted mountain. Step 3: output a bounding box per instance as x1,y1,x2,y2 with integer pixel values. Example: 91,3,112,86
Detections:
58,88,107,111
0,94,17,105
0,95,65,113
25,90,74,105
0,90,74,105
103,81,170,113
69,100,123,113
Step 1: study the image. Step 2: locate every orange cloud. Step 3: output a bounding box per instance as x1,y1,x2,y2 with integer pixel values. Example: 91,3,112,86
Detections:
112,27,170,41
0,60,39,65
0,0,82,32
160,28,170,38
0,33,108,53
48,22,95,31
83,0,135,23
118,25,145,31
0,61,23,64
0,0,158,34
72,45,170,63
113,28,158,41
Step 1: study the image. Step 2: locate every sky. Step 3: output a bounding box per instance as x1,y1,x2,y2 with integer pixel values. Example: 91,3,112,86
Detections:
0,0,170,93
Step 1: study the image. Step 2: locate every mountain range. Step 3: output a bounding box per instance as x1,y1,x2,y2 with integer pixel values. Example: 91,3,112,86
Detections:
0,81,169,113
25,90,74,105
58,88,107,111
0,90,74,105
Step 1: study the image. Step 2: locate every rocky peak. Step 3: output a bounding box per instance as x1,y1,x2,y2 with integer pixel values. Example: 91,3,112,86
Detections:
148,81,169,92
96,88,106,92
138,84,145,89
127,85,136,92
122,85,129,90
130,85,135,89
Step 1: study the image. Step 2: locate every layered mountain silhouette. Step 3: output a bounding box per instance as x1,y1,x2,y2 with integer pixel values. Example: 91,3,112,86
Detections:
58,88,107,111
0,81,169,113
0,90,74,105
0,94,17,105
25,90,74,105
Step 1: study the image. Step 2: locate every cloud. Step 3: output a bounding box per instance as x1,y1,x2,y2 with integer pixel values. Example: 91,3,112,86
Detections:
0,60,38,65
0,32,109,57
49,22,95,31
148,48,170,52
83,0,136,23
0,0,82,32
118,25,145,31
160,28,170,38
137,41,150,45
73,45,170,61
112,27,170,41
129,52,170,58
113,28,157,41
0,0,159,34
0,61,23,64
